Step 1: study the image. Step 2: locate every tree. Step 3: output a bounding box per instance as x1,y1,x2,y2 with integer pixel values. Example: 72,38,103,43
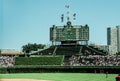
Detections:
116,52,120,55
22,43,46,53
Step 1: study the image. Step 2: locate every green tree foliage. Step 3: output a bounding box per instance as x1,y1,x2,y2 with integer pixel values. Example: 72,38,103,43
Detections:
116,52,120,55
22,43,45,53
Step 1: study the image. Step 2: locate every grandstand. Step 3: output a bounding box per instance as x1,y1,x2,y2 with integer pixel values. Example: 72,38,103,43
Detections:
37,45,107,56
26,21,108,67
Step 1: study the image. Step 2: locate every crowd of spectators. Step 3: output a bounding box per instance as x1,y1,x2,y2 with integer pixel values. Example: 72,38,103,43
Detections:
0,55,14,67
1,54,120,67
64,55,120,66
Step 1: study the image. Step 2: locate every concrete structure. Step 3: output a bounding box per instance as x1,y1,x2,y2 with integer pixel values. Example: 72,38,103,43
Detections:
0,49,23,55
107,26,120,54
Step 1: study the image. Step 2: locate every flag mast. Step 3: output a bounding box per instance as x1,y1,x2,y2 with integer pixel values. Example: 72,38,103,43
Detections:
61,0,76,23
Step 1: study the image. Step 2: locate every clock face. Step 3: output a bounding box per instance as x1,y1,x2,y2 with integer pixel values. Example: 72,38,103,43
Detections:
67,22,71,25
66,21,72,28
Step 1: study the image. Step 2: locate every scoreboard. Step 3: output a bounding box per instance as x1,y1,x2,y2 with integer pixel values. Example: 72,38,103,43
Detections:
50,21,89,42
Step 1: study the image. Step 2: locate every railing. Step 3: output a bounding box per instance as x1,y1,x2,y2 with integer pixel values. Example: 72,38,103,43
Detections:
53,46,57,55
86,46,105,55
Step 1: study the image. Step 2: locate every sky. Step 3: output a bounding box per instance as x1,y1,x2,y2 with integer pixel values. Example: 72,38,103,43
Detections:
0,0,120,50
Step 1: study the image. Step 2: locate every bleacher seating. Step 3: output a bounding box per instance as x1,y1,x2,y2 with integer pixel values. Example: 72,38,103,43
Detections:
38,46,55,55
63,55,120,66
55,45,80,55
37,45,107,56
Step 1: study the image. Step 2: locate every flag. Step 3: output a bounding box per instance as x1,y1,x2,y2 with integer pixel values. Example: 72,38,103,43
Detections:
65,5,69,8
73,13,76,20
61,14,64,22
73,13,76,17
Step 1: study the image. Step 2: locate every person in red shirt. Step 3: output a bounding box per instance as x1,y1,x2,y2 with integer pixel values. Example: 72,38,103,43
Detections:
116,74,120,81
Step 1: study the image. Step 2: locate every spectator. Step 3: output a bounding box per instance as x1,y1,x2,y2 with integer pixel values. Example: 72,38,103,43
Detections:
0,55,14,67
64,55,120,66
116,74,120,81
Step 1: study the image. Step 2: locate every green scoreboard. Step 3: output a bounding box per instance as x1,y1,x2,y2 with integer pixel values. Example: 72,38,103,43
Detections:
50,21,89,42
